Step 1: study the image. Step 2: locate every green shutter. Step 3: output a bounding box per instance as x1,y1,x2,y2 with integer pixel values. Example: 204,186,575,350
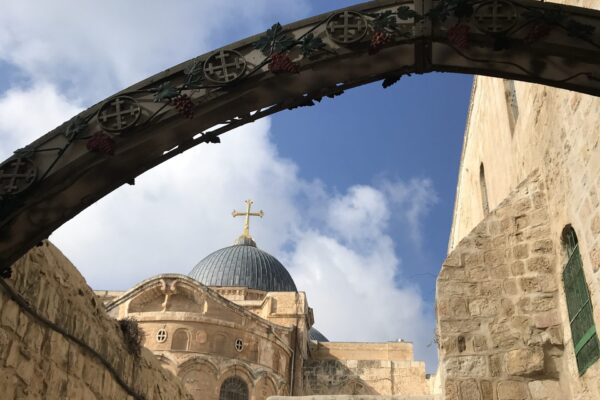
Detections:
563,242,600,374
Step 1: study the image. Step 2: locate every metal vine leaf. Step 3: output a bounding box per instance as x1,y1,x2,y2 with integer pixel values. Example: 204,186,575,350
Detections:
566,20,595,39
184,57,204,87
382,75,402,88
152,82,180,103
254,23,297,56
522,8,566,25
397,6,422,21
65,116,89,140
426,0,474,22
369,10,399,32
299,33,326,56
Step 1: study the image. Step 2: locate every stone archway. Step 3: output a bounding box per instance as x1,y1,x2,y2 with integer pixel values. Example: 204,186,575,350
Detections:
0,0,598,268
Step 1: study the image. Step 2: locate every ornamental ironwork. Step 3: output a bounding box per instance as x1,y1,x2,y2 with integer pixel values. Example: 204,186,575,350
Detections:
326,11,368,44
474,0,518,34
97,96,141,133
0,157,37,196
203,49,247,84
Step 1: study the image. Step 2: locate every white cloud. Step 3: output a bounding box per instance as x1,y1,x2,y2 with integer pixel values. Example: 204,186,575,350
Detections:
48,118,437,368
0,84,82,160
0,1,310,101
0,0,439,371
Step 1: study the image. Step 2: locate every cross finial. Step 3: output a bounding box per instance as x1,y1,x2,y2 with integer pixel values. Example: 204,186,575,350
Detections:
232,199,264,242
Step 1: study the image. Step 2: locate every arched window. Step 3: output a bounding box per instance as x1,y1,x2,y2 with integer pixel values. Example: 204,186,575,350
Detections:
219,377,248,400
171,329,189,351
479,163,490,216
562,226,600,374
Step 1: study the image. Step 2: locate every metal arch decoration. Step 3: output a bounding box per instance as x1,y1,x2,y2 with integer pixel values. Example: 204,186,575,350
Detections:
0,0,599,269
474,0,518,34
326,11,369,44
203,49,247,84
97,96,141,133
0,157,37,196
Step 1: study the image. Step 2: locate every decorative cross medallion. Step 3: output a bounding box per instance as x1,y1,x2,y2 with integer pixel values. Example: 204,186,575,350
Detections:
0,157,37,196
203,50,247,84
326,11,368,44
97,96,141,133
232,199,264,239
474,0,517,34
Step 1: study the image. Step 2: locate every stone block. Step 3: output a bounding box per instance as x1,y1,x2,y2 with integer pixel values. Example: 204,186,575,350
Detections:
468,266,490,281
445,355,488,378
439,297,469,319
505,347,544,376
1,299,20,332
489,354,503,377
490,265,510,280
515,216,529,232
590,246,600,273
497,380,530,400
591,214,600,235
531,240,553,254
473,335,488,352
503,279,519,296
526,257,554,274
465,252,485,267
481,380,493,400
533,311,560,328
446,379,460,400
528,380,562,400
460,379,482,400
469,299,498,317
511,261,525,276
518,296,557,313
484,250,505,267
480,281,503,297
513,244,529,260
519,277,556,294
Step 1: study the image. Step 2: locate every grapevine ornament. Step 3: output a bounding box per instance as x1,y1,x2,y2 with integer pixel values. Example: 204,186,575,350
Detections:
447,24,471,49
369,31,392,54
171,94,194,119
269,53,300,74
87,133,116,156
525,22,553,43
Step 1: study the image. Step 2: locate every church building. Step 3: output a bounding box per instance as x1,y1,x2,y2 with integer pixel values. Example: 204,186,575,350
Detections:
95,200,433,399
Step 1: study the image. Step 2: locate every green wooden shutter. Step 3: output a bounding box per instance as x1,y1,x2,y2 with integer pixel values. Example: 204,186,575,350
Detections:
563,230,600,375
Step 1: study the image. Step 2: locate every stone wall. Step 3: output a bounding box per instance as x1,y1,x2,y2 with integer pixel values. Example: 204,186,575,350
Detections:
0,241,192,399
437,173,568,400
303,342,431,396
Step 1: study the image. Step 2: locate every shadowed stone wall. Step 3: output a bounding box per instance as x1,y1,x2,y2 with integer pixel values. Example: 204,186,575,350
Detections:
0,241,192,399
437,172,568,400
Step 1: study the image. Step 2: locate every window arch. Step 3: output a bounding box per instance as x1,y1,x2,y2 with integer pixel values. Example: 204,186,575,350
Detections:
171,329,190,351
562,226,600,374
219,377,248,400
479,163,490,216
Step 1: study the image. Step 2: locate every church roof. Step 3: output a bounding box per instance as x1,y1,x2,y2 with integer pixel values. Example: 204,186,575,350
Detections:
188,243,297,292
309,327,329,342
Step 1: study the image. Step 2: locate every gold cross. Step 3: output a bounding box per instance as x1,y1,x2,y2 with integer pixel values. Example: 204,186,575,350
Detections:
232,199,264,238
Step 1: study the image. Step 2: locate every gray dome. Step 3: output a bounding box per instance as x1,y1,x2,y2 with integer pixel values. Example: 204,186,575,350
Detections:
189,244,297,292
309,327,329,342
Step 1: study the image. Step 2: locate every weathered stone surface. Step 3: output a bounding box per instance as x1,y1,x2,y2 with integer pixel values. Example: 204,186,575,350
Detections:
460,379,481,400
505,347,545,377
528,380,562,400
497,380,530,400
445,356,488,377
0,242,193,400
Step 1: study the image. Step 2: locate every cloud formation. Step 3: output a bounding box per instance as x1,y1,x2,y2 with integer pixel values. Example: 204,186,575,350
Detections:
0,0,439,370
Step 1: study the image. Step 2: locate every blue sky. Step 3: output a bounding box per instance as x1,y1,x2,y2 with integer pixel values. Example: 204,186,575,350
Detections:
0,1,472,370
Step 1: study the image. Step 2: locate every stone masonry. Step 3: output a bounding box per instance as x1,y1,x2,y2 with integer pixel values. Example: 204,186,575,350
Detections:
0,241,192,400
437,172,567,400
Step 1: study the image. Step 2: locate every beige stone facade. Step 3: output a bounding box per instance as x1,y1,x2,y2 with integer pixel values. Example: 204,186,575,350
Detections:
441,1,600,397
